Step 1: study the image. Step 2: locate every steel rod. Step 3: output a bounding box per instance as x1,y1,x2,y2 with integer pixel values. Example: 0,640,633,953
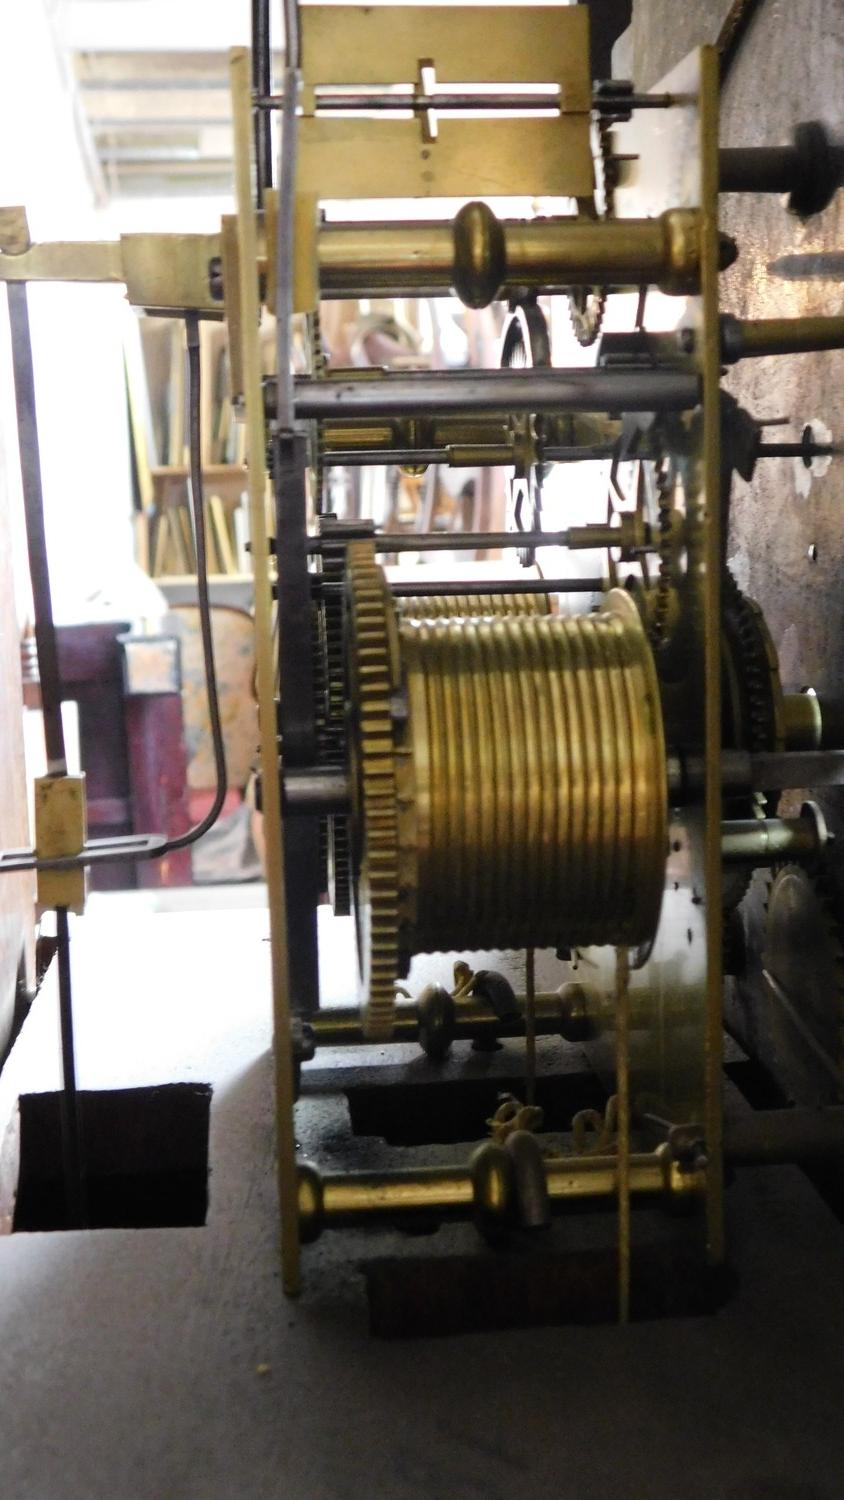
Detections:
757,441,836,460
7,285,66,772
386,577,601,598
671,748,844,797
751,749,844,787
740,316,844,357
295,369,700,419
55,909,86,1229
719,133,844,216
324,442,618,468
13,746,844,880
251,0,273,206
315,524,629,555
313,574,602,595
256,89,675,113
721,815,823,864
283,769,350,814
722,314,844,363
720,145,801,194
326,447,447,467
544,443,618,462
315,91,565,112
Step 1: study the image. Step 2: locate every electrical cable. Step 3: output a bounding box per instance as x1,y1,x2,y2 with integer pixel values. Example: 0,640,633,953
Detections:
717,0,765,81
157,313,228,855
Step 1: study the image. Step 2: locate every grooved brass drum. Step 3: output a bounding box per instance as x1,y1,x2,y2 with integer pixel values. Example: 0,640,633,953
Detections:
347,541,667,1037
396,591,552,620
398,591,667,956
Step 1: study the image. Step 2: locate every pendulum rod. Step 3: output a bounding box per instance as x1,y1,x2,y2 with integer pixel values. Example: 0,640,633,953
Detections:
8,282,87,1228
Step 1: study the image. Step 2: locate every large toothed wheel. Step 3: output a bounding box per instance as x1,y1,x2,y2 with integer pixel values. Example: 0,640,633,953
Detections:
345,541,404,1040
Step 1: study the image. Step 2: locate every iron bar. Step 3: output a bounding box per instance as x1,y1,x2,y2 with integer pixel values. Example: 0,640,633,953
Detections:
719,127,843,217
0,833,168,876
544,443,618,462
13,748,844,877
327,447,447,467
758,440,836,461
7,285,66,772
720,145,807,194
251,0,273,206
386,577,602,598
55,909,86,1229
323,442,618,468
720,814,824,864
309,523,636,555
315,90,564,112
722,313,844,363
283,768,350,814
294,369,700,419
670,748,844,797
313,529,583,556
255,89,675,113
750,749,844,787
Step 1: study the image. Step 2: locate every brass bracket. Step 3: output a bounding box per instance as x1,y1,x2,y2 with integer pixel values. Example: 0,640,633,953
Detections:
34,774,87,915
0,219,222,314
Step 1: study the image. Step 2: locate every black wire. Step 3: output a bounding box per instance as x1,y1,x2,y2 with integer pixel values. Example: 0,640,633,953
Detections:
158,314,228,855
717,0,765,82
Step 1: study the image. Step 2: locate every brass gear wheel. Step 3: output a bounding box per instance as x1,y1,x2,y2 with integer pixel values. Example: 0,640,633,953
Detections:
567,286,607,349
721,568,786,778
314,516,374,917
720,569,787,909
346,540,403,1039
567,120,618,348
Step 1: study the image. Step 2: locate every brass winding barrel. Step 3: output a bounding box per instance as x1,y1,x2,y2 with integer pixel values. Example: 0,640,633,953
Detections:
396,591,667,956
396,591,551,620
